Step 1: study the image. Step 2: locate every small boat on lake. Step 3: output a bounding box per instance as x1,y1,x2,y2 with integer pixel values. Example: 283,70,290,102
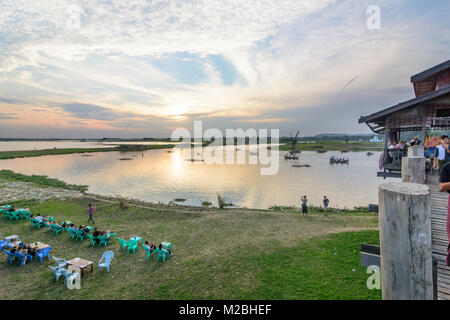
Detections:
317,150,327,153
367,152,374,156
284,154,299,160
329,156,349,164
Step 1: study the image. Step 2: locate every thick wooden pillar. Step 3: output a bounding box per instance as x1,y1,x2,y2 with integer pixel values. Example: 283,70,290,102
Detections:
379,182,432,300
402,145,426,184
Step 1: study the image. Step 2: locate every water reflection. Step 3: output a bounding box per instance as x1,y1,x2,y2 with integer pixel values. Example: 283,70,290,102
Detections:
0,147,393,209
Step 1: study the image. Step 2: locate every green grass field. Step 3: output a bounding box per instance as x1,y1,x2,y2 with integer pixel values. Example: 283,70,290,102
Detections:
0,198,381,299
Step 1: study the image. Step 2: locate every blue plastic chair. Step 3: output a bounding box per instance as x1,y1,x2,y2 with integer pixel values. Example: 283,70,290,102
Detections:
36,247,52,263
98,250,114,272
4,250,15,264
58,268,73,285
52,256,67,268
15,251,32,266
49,266,65,282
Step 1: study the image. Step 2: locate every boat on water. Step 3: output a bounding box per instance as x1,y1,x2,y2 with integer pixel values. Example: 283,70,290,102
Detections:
367,152,374,156
317,150,327,153
289,150,301,154
284,154,299,160
329,156,349,164
341,150,349,153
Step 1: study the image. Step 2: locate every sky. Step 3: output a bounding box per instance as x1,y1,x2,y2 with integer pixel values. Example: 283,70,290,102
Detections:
0,0,449,139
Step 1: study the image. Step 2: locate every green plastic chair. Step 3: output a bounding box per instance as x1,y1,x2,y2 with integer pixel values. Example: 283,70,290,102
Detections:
51,224,63,235
127,241,138,254
155,248,169,263
43,221,52,232
143,246,156,261
75,230,85,241
117,238,128,251
86,234,97,247
30,218,42,230
98,236,110,247
17,210,30,220
68,229,77,240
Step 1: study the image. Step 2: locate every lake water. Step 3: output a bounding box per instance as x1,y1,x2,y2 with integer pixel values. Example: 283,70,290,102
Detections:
0,140,176,152
0,144,393,209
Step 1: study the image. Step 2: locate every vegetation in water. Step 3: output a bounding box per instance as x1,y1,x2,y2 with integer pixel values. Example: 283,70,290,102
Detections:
217,194,234,209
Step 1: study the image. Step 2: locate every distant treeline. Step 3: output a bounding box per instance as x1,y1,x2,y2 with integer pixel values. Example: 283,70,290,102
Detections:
0,134,384,143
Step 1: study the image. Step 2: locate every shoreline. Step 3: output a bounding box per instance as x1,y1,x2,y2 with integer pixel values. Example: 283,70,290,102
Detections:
0,169,374,215
0,144,175,160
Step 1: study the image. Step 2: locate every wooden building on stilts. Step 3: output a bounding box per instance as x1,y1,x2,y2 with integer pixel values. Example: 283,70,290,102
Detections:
359,59,450,299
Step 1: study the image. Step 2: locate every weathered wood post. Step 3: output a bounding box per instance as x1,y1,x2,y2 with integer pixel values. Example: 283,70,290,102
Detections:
379,182,432,300
402,145,426,184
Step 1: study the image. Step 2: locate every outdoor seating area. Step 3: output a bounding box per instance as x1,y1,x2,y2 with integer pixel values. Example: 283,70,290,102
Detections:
1,237,53,267
0,202,175,288
1,205,32,221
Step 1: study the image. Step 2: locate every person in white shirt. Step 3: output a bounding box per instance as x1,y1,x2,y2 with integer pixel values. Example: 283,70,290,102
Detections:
434,135,450,174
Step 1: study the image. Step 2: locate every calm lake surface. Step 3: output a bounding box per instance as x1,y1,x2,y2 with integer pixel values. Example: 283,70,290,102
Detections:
0,144,393,209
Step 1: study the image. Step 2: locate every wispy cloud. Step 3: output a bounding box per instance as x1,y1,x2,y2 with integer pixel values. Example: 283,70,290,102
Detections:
0,0,449,138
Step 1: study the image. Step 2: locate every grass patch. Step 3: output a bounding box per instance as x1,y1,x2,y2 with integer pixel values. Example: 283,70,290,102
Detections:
0,198,379,299
0,170,88,192
0,144,175,160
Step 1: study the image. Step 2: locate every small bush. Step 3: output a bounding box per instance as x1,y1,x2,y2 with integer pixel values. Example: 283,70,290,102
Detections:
202,201,212,207
217,194,234,209
115,194,129,209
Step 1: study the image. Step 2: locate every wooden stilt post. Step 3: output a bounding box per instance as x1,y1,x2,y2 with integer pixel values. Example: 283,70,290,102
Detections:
379,182,432,300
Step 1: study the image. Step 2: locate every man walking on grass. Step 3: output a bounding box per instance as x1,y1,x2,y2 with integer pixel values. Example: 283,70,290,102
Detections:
87,204,95,224
323,196,329,216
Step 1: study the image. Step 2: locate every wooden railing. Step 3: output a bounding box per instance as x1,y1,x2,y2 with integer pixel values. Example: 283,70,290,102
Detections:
385,149,407,171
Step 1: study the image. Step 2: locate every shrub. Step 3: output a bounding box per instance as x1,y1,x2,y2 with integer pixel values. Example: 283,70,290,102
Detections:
114,194,129,209
202,201,212,207
217,194,234,209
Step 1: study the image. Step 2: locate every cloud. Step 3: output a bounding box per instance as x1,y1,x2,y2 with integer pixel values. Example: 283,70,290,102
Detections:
59,103,135,121
0,113,18,119
0,97,24,104
0,0,449,138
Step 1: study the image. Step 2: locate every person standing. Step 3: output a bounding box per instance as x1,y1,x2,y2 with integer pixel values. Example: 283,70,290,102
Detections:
434,135,450,174
301,196,308,215
323,196,329,216
439,162,450,266
87,204,95,224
